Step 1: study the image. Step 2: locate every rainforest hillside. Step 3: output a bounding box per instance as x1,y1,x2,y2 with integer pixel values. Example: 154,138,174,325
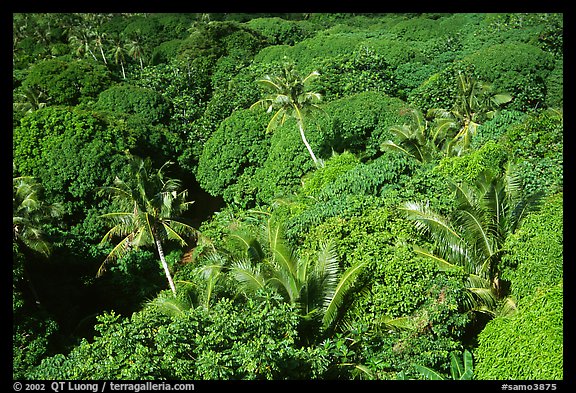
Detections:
12,12,563,381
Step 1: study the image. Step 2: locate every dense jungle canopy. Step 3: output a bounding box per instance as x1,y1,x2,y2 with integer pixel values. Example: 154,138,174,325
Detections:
12,12,563,381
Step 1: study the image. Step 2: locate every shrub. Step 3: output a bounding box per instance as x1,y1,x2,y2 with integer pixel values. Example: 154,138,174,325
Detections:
503,109,563,196
22,59,111,106
96,84,173,125
434,140,509,185
462,42,555,111
246,17,315,45
474,283,563,380
196,108,271,205
500,193,563,302
319,91,407,158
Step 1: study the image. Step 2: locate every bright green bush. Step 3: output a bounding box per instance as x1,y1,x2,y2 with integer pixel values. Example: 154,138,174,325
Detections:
22,58,111,106
503,109,563,196
254,33,367,73
434,140,509,185
462,42,555,111
545,59,563,109
252,119,317,204
474,283,563,380
407,61,466,114
314,47,397,101
471,109,526,150
246,17,315,45
196,108,271,205
320,91,407,158
95,84,173,125
29,293,330,380
12,106,169,227
500,193,563,301
301,151,360,197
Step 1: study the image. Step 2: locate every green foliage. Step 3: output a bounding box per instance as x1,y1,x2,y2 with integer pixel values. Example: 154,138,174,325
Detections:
434,140,509,185
22,59,111,106
474,283,563,380
96,84,172,125
13,12,563,381
407,61,466,114
252,119,317,204
196,109,270,205
411,349,474,380
98,154,197,295
301,151,360,197
500,193,563,301
314,47,396,101
471,109,526,149
13,174,63,257
545,59,563,108
320,91,407,158
503,109,563,196
254,33,367,73
13,311,59,379
462,42,555,111
30,295,330,380
13,106,135,224
402,162,541,316
246,17,314,45
28,310,168,380
343,273,469,379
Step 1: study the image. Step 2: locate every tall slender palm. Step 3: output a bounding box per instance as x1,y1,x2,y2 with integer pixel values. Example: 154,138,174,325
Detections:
108,33,128,79
92,30,108,65
126,31,145,70
250,61,324,167
400,164,540,315
98,155,197,296
68,27,98,62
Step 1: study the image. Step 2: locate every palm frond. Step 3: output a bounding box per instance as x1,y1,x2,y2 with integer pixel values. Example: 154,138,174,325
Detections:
97,233,134,277
413,364,445,380
400,201,462,242
322,260,366,330
376,315,416,332
267,223,297,276
381,140,417,160
146,294,191,317
230,258,266,294
413,245,463,272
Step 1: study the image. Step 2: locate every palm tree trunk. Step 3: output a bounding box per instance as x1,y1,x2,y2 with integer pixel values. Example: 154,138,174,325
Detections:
99,46,107,64
154,235,177,296
298,120,320,167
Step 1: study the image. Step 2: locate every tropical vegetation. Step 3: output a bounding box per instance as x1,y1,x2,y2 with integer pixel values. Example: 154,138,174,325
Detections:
12,12,563,382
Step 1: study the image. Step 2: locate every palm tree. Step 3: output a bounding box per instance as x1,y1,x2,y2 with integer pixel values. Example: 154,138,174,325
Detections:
126,31,145,70
92,29,108,65
250,61,324,167
13,173,62,257
68,27,98,62
220,218,366,331
108,33,128,79
427,71,512,156
381,108,440,163
98,154,197,296
400,164,540,315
